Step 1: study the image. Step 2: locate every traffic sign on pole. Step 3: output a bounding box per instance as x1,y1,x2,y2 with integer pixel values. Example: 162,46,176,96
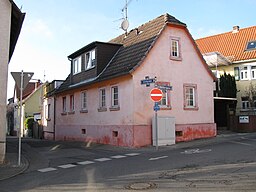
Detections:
150,88,163,102
11,72,34,89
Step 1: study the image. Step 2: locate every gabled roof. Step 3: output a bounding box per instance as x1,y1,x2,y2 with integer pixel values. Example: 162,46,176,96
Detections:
195,26,256,63
57,13,214,93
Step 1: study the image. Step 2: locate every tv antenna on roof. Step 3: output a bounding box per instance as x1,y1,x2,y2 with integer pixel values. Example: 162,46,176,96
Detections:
120,0,133,33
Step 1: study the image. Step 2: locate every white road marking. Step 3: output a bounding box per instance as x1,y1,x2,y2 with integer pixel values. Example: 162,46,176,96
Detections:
77,160,95,165
94,158,112,162
181,148,212,154
38,167,57,173
230,141,252,146
125,153,140,156
149,156,168,161
111,155,127,159
58,164,77,169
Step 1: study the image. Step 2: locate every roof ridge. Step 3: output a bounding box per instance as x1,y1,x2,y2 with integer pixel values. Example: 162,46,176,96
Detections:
196,25,256,41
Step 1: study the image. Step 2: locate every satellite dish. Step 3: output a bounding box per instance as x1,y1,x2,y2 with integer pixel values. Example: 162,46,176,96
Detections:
121,19,129,31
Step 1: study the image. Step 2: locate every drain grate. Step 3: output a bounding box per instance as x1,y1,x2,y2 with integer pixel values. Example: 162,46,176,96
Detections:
125,182,157,190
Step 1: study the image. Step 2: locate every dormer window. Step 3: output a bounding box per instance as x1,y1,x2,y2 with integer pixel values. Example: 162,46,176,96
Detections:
85,49,96,70
73,56,81,74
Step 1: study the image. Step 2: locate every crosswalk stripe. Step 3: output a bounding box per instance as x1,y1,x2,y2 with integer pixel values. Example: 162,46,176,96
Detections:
58,164,77,169
125,153,140,156
111,155,127,159
38,167,57,173
94,158,112,162
77,161,95,165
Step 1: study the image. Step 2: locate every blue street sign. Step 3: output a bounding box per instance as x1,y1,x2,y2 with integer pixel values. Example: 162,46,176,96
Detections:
154,102,160,111
141,79,154,85
156,85,173,91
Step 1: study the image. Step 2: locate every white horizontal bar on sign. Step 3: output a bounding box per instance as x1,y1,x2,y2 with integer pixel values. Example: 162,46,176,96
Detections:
151,94,162,96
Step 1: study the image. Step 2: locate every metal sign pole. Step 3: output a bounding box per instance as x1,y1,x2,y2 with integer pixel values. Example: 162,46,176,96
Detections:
18,70,23,166
155,103,158,150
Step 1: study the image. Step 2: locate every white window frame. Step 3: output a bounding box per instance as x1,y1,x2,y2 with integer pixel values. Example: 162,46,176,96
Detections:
184,84,198,110
171,40,179,57
170,37,181,60
251,66,256,79
73,56,81,74
81,91,87,110
240,66,249,80
241,100,250,110
111,86,119,107
85,49,96,70
99,88,106,108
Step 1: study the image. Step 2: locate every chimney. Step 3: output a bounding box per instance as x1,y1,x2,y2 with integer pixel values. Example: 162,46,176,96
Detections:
232,26,240,33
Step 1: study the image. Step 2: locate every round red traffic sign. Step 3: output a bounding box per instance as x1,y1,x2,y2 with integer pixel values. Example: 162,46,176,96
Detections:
150,88,163,102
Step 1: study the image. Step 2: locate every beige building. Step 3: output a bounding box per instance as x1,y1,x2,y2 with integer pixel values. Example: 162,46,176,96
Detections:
196,26,256,114
0,0,25,163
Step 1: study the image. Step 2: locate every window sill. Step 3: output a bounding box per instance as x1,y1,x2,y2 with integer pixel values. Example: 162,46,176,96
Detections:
170,56,182,61
85,65,96,71
160,106,172,110
61,112,67,116
80,109,88,113
184,107,199,111
109,106,120,111
98,107,107,112
68,111,75,115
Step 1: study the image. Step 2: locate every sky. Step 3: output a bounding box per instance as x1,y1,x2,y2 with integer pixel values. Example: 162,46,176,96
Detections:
8,0,256,99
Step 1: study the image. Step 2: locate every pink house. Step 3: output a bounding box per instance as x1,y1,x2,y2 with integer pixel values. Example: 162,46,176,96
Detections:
54,13,216,147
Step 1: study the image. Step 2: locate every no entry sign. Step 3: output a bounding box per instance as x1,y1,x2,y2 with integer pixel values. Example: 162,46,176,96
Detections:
150,88,163,102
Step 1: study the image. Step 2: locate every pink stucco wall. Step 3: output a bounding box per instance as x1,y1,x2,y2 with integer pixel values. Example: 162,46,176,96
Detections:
131,25,216,141
54,24,216,147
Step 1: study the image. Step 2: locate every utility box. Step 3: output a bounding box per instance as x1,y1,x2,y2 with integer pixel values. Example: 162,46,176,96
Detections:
152,116,175,146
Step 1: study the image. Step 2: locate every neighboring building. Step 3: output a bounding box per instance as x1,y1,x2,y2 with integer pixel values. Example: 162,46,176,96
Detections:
13,81,43,137
196,26,256,115
0,0,25,163
55,13,216,147
42,80,64,140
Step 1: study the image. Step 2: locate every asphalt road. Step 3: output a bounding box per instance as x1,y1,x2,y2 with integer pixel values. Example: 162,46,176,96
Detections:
1,133,256,191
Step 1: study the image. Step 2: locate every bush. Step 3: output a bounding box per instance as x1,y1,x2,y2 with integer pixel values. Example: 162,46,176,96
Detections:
25,117,34,130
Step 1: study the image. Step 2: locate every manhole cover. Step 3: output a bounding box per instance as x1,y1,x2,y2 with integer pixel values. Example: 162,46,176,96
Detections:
125,182,157,190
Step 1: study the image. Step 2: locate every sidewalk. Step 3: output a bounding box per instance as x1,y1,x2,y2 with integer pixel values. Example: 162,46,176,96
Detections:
0,137,29,181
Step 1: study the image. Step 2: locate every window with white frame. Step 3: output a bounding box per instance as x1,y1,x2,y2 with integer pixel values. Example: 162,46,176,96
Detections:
85,49,96,70
155,83,171,108
81,91,87,110
158,90,168,106
242,101,250,109
73,56,81,74
240,66,248,80
251,66,256,79
184,84,198,109
62,97,67,113
99,88,106,108
70,95,75,112
170,37,181,60
111,86,119,107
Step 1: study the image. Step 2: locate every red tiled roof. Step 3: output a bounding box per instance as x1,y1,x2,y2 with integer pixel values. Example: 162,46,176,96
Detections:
195,26,256,62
